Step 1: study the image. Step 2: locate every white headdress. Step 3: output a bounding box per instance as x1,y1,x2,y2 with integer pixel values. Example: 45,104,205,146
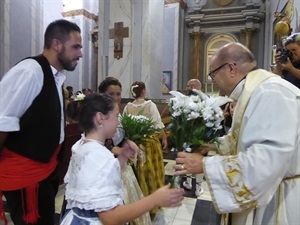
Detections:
74,93,85,101
131,84,139,97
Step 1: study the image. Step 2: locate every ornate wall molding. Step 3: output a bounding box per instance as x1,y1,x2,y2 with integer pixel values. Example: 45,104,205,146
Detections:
62,9,98,21
165,0,186,9
186,3,265,34
184,2,265,93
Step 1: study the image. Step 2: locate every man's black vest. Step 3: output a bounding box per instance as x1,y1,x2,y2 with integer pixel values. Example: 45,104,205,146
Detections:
5,55,61,163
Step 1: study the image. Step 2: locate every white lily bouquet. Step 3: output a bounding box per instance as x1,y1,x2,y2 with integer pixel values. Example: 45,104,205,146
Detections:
168,90,230,188
120,114,159,147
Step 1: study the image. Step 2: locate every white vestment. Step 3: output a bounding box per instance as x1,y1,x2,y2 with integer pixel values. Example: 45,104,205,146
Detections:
204,69,300,225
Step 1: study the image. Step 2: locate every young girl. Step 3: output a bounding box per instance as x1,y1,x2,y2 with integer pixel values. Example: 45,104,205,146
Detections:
60,93,184,225
98,77,151,225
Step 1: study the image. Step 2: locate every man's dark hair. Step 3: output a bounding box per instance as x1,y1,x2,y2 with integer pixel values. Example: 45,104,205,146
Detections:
44,19,81,49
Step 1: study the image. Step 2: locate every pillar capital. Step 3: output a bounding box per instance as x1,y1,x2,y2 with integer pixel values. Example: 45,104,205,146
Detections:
240,27,257,51
189,31,204,40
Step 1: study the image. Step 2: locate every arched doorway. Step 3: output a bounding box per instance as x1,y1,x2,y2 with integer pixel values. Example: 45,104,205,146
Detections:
204,33,237,95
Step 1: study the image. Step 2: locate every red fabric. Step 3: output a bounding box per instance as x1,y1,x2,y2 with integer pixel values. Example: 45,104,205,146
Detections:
0,192,8,225
22,184,40,224
0,145,61,224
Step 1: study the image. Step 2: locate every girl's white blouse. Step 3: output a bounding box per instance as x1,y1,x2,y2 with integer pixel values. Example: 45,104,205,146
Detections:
64,138,124,212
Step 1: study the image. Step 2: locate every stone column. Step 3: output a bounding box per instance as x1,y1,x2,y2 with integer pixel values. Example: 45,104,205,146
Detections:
241,28,254,51
0,0,44,78
189,30,204,81
0,0,10,78
97,0,110,85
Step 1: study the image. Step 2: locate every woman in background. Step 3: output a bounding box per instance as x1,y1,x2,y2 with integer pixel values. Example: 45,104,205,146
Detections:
274,33,300,88
98,77,151,225
123,81,167,220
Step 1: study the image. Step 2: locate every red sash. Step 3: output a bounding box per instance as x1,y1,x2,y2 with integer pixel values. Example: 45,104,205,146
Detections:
0,145,61,224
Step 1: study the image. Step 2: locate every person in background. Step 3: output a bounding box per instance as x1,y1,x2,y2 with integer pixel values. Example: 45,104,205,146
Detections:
273,33,300,88
221,102,232,135
60,93,184,225
98,77,122,105
175,42,300,225
186,78,202,94
63,86,72,125
182,78,205,197
82,88,93,95
123,81,167,220
222,99,237,135
98,76,151,225
0,19,82,225
98,77,124,155
66,86,74,99
64,86,71,102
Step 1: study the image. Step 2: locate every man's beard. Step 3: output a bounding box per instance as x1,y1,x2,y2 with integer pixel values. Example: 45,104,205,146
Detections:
58,48,77,71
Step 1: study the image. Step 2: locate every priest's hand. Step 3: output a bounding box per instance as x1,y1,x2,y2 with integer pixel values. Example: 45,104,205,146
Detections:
174,152,204,175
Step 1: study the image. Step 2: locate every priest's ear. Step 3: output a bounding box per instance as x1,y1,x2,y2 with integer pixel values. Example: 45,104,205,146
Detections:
228,62,237,72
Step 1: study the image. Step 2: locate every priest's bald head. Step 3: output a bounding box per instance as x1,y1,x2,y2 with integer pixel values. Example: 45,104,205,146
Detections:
209,42,257,96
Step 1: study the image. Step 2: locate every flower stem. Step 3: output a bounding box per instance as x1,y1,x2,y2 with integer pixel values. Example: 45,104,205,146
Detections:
171,175,182,189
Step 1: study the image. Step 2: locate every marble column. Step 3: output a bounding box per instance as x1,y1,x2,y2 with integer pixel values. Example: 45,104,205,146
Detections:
241,28,254,51
0,0,44,79
61,2,98,92
106,0,165,99
142,0,165,99
97,0,110,86
189,31,204,81
108,0,133,98
0,0,10,78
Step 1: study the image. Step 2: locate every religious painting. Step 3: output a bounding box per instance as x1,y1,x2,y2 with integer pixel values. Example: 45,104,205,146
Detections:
162,71,172,94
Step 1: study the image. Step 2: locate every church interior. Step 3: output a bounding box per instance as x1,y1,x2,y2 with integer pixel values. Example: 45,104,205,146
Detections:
1,0,299,224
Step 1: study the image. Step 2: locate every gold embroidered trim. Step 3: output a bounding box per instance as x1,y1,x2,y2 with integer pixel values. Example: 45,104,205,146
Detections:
223,156,258,209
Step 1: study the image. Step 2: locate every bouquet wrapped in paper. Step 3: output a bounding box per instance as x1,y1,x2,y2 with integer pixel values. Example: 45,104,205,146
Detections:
168,90,231,188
